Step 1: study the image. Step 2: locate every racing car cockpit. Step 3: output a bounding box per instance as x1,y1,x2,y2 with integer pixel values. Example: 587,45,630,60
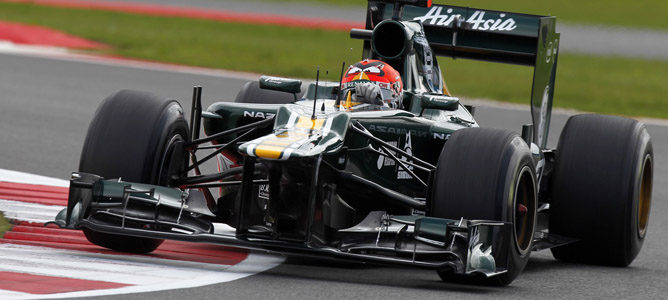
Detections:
296,10,453,113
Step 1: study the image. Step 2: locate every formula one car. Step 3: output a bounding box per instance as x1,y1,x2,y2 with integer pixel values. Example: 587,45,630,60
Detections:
56,0,654,286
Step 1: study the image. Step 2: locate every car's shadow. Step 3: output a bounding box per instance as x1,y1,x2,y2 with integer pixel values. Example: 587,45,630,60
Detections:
260,255,506,294
258,251,646,295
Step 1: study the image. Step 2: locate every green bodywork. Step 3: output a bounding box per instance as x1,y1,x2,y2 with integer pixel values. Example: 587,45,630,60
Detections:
201,1,561,199
54,2,561,278
204,94,474,199
238,103,351,160
367,1,560,148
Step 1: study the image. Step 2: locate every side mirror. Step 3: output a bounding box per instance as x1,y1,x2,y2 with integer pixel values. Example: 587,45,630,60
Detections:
420,94,459,111
259,76,302,94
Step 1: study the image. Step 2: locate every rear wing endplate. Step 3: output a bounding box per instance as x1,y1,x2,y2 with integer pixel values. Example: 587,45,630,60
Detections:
365,1,559,148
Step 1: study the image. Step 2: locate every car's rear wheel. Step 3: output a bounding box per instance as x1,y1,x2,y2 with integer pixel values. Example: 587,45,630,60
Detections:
79,90,189,254
549,114,653,266
431,128,537,286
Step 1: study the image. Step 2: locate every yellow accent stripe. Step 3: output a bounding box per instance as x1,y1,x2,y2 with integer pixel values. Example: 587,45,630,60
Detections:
252,117,326,160
260,138,298,147
295,117,325,130
254,145,284,159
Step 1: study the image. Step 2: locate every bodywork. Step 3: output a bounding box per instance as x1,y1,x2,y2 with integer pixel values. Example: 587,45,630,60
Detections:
59,0,563,277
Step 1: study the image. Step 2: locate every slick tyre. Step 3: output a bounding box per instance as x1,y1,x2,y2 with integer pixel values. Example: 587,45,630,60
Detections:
550,114,653,266
235,81,300,104
431,128,537,286
79,90,190,254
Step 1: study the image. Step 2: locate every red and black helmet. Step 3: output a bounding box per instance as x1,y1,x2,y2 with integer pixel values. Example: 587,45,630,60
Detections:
341,59,403,107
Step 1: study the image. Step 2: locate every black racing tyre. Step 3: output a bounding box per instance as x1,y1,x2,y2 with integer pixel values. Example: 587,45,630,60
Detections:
549,114,653,266
79,90,190,254
431,128,537,286
235,81,301,104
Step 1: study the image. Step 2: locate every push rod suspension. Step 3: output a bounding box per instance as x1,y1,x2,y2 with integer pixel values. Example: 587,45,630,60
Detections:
186,128,257,172
177,163,265,185
185,179,269,189
185,117,274,147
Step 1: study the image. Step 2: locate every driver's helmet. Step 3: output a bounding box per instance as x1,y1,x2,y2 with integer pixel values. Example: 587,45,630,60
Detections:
341,59,403,108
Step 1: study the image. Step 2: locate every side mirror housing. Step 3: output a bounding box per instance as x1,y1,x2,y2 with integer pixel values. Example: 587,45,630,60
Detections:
420,94,460,111
259,76,302,94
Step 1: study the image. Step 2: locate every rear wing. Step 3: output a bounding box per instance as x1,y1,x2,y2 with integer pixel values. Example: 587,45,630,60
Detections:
364,1,560,148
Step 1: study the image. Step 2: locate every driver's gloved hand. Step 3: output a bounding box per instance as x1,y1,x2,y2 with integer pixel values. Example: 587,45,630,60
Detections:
355,82,383,106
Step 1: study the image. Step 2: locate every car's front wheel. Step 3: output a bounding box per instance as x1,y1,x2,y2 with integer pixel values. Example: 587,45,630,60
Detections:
79,90,189,254
431,128,537,286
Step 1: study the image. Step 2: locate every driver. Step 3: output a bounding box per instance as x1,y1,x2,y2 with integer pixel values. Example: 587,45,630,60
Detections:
340,59,403,108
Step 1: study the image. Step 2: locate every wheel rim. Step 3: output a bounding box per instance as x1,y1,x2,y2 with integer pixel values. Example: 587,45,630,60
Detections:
513,166,536,255
158,134,187,186
637,155,653,238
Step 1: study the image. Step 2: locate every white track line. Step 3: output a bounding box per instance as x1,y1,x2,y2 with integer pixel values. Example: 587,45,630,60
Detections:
0,200,63,223
0,243,284,300
0,169,69,188
0,243,274,286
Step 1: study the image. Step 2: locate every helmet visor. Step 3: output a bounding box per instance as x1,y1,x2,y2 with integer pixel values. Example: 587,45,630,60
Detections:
341,81,396,102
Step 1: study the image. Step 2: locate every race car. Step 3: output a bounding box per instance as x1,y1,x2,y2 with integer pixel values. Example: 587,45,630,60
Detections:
56,0,654,286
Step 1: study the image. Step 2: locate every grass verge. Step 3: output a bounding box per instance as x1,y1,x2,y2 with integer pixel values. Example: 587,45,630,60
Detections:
0,3,359,81
0,212,11,238
1,2,667,118
256,0,668,31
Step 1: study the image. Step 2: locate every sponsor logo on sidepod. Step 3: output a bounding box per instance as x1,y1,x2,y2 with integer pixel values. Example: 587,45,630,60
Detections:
244,111,276,119
396,131,414,180
375,132,414,180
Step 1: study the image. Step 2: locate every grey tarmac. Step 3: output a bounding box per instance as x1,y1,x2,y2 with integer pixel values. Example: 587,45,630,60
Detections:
0,50,667,299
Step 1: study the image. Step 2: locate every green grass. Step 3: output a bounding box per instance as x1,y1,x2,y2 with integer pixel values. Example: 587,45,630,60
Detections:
0,3,358,81
256,0,668,31
1,2,667,119
0,212,10,238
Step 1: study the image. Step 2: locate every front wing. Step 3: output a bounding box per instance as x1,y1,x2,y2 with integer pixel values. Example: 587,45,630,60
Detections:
59,172,512,277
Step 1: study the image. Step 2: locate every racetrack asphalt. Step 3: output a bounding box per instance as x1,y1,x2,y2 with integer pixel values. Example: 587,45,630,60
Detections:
60,0,668,61
0,50,667,299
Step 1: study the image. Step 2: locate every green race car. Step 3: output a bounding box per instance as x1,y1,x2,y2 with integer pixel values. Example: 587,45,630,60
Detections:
57,0,654,286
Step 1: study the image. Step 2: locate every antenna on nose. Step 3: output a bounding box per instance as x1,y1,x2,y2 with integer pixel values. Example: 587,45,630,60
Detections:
312,66,320,120
335,61,346,107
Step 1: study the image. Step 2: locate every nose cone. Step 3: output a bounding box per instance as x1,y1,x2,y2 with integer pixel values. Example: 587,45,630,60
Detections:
239,105,350,160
